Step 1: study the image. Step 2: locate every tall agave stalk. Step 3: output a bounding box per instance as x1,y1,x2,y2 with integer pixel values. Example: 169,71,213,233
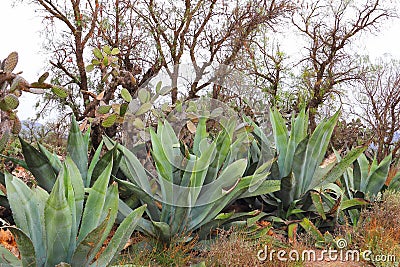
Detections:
106,117,280,243
0,158,145,266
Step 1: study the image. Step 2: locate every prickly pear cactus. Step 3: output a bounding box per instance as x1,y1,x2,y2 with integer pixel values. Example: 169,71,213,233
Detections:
0,52,24,151
0,52,68,152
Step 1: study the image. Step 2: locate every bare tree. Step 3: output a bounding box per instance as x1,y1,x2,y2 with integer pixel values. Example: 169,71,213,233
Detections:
292,0,394,130
241,32,287,107
27,0,292,149
355,59,400,162
132,0,293,104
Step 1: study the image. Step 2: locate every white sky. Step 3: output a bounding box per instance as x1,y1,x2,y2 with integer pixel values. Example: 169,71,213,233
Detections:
1,1,400,121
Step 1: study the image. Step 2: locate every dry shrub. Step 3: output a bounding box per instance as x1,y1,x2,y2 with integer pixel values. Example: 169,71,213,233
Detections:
118,232,199,266
204,228,301,267
355,190,400,267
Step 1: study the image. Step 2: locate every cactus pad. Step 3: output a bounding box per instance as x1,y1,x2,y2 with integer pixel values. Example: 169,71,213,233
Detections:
97,105,111,114
3,94,19,110
51,85,68,98
12,118,21,134
3,52,18,72
102,114,117,128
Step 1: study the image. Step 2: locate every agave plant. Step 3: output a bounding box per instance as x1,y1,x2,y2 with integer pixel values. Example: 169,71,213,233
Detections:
245,108,365,223
106,117,280,243
337,152,400,224
341,153,394,199
1,116,121,192
0,158,145,266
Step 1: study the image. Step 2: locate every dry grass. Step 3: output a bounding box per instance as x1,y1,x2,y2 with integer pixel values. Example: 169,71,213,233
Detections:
201,228,303,267
354,190,400,267
116,192,400,266
117,232,200,266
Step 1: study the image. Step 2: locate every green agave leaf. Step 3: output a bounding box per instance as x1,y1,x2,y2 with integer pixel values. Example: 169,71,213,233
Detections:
365,153,392,196
83,124,91,149
270,107,289,175
65,157,84,234
38,143,62,174
72,211,111,266
67,116,88,186
117,142,152,196
93,205,146,267
116,199,154,236
87,140,103,188
44,167,73,266
238,180,280,199
0,244,21,265
19,137,57,192
310,191,326,220
355,153,369,191
189,159,248,230
151,221,171,243
388,171,400,190
90,144,117,186
91,183,120,261
5,174,46,265
277,173,296,209
188,141,216,203
309,146,366,190
115,178,160,221
78,160,112,243
292,137,309,198
341,198,369,210
205,127,232,184
150,126,173,183
283,109,308,177
193,117,207,156
0,154,28,170
7,227,37,267
300,110,339,194
299,218,324,241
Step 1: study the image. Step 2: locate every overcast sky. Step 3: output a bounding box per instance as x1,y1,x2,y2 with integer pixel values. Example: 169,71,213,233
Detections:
1,1,400,122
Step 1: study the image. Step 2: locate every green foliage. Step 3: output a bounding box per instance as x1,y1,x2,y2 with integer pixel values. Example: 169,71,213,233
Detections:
2,115,117,192
51,85,69,98
338,152,397,224
0,159,146,266
105,117,280,243
246,108,365,223
341,153,393,199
